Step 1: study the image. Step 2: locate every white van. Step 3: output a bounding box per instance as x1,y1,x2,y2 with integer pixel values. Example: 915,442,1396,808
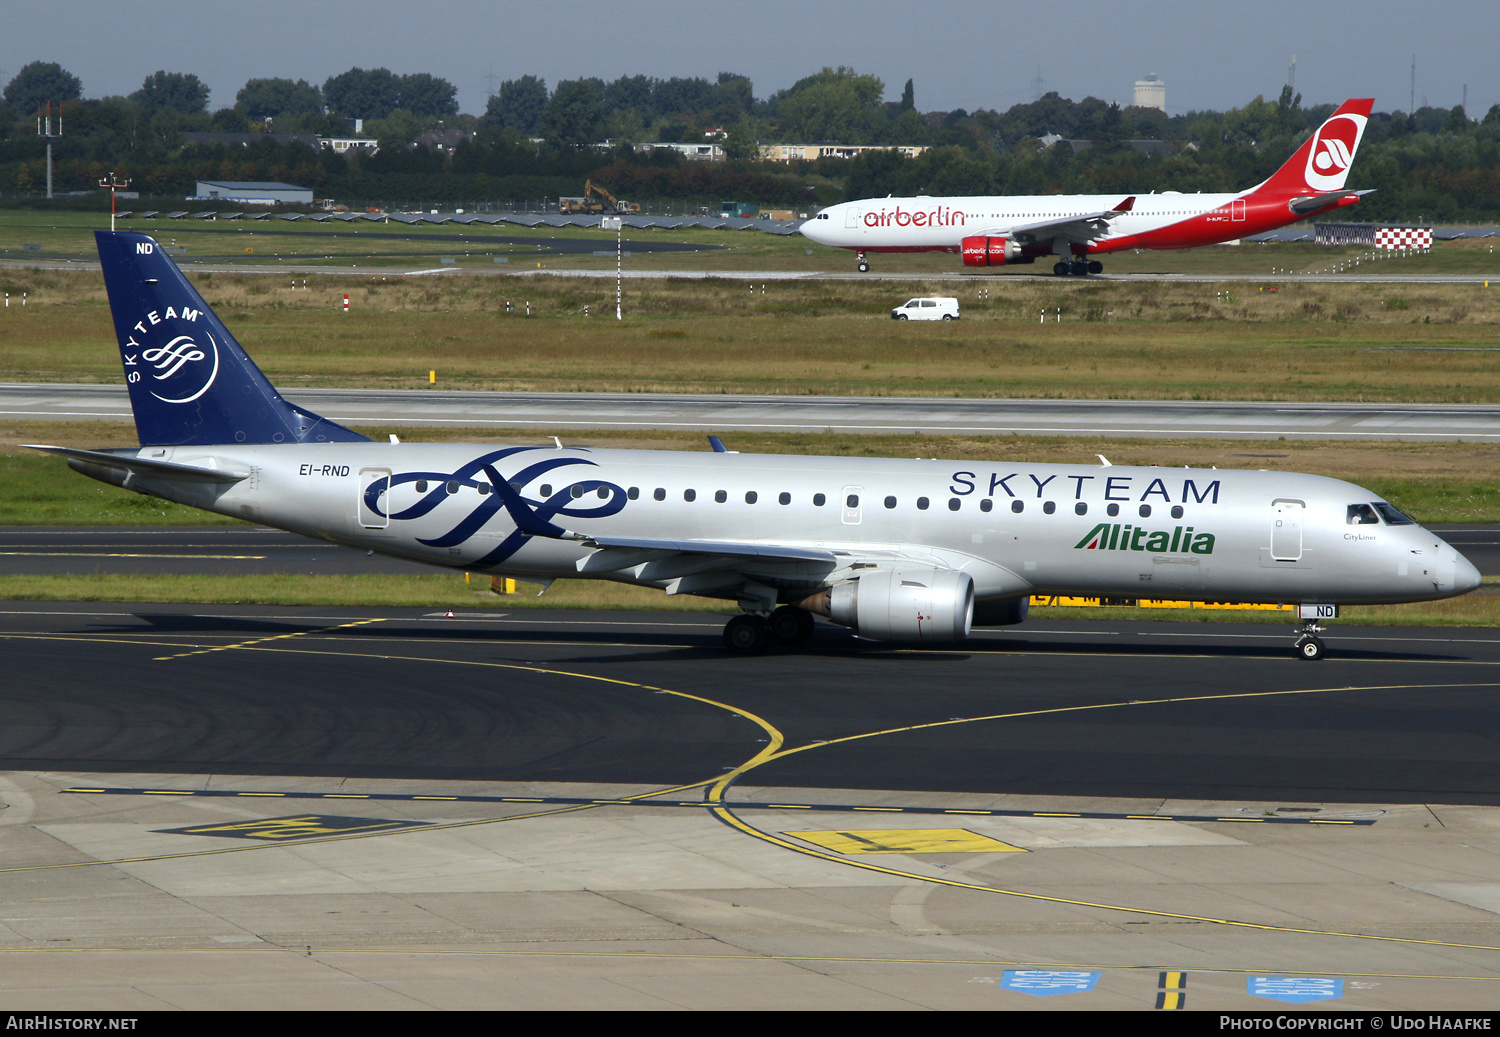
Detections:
891,297,960,321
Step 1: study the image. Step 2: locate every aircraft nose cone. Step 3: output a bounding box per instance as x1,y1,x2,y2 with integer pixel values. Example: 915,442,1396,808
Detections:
1455,551,1483,594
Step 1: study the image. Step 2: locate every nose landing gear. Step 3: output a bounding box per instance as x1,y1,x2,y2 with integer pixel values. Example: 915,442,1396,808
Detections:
856,250,869,273
1294,621,1326,661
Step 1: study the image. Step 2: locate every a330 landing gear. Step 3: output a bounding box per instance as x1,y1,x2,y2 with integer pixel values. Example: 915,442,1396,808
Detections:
1053,258,1105,276
1294,621,1327,661
856,250,869,273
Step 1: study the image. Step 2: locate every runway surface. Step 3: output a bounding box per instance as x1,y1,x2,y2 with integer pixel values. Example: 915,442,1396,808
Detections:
5,256,1497,284
5,523,1498,577
10,382,1500,440
5,602,1500,1008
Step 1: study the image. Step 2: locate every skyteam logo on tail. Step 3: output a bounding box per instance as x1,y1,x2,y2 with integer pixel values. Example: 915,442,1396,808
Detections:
1303,114,1366,192
122,306,219,404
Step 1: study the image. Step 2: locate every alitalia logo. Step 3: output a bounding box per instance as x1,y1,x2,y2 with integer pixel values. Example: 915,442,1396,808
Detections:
1074,523,1216,555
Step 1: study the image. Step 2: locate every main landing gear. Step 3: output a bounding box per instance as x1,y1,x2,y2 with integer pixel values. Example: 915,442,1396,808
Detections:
856,250,869,273
1293,620,1327,661
1053,258,1104,276
723,606,816,654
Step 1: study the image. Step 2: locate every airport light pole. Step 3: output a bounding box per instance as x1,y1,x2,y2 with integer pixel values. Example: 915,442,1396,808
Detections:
99,173,130,233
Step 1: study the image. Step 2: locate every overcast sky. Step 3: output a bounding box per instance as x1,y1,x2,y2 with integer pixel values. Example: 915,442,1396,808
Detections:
7,0,1498,118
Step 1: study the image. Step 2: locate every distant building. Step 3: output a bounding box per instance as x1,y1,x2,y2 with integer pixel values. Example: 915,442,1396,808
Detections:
634,142,724,161
758,143,928,163
192,181,312,205
321,136,379,156
1133,74,1165,111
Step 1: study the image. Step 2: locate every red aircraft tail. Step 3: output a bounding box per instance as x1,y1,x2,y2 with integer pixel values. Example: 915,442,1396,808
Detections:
1252,98,1374,199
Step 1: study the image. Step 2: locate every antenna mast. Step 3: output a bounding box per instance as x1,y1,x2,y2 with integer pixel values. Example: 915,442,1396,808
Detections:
37,101,63,199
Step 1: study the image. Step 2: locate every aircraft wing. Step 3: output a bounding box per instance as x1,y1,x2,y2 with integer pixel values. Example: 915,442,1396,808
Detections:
994,196,1135,244
579,535,837,565
23,445,251,484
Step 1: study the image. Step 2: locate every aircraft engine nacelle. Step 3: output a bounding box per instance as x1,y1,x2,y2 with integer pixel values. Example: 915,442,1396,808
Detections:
961,235,1020,267
803,568,974,643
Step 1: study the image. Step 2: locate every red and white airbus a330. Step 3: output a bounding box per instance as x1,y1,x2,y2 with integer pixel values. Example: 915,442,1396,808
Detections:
800,98,1373,275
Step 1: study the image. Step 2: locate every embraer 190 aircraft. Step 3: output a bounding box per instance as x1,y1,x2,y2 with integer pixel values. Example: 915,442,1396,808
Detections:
801,98,1374,275
27,231,1479,658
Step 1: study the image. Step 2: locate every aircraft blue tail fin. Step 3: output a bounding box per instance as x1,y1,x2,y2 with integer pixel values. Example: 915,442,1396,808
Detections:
95,230,369,447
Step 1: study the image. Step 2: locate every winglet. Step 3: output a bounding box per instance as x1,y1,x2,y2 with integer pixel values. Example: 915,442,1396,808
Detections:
708,435,728,453
1115,196,1135,213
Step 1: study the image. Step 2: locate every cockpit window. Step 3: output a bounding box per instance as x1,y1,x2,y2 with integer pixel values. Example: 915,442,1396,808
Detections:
1347,504,1380,525
1373,502,1415,526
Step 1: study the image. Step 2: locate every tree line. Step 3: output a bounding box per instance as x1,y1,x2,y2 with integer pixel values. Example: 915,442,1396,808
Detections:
3,59,1500,221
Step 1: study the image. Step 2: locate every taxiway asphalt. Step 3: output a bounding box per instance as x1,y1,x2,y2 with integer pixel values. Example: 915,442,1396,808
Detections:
4,603,1500,1008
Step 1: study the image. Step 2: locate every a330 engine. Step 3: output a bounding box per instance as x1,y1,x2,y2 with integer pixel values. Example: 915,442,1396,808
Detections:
960,235,1022,267
799,568,974,643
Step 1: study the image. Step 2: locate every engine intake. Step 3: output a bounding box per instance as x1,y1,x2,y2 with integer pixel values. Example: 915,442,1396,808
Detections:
800,568,974,643
961,235,1020,267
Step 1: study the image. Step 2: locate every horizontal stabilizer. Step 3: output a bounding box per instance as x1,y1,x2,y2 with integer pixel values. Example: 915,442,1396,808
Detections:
23,445,250,483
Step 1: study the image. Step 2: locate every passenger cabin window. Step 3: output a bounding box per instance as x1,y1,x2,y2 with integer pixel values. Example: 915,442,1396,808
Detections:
571,485,584,498
447,481,460,494
1138,504,1152,518
539,484,551,498
653,487,665,501
1107,503,1119,517
884,496,897,509
627,487,639,500
597,487,609,499
477,483,490,495
1171,505,1184,519
813,493,826,506
415,480,428,493
745,491,758,504
714,490,727,503
778,492,791,505
684,489,696,502
1011,500,1024,513
980,499,992,512
1374,502,1415,526
1075,502,1088,515
948,498,961,511
1043,501,1056,514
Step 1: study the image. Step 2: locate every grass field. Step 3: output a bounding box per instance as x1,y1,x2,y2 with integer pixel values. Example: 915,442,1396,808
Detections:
4,267,1500,401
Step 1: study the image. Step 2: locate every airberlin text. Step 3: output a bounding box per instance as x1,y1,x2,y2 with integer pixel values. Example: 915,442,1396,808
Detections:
864,206,965,229
951,471,1220,504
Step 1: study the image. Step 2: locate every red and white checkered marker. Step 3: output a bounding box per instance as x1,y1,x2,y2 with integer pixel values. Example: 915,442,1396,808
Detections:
444,609,455,618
